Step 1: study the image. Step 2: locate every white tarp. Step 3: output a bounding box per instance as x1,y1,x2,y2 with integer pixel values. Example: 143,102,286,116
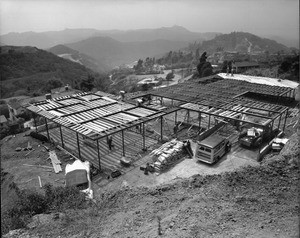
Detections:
65,160,93,199
218,73,299,89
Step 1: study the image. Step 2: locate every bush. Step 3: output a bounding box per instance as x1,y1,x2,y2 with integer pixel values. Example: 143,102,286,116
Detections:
44,184,86,211
1,183,87,236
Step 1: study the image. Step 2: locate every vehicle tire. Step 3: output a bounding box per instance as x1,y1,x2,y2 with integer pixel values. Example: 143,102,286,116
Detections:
226,143,231,153
255,137,262,147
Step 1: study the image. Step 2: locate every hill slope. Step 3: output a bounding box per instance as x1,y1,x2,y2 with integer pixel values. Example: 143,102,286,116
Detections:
47,44,109,73
66,36,188,68
191,32,290,54
0,26,219,49
0,46,94,98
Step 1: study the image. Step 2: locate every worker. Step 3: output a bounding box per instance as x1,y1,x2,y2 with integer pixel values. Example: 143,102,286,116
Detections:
173,123,179,135
107,135,113,150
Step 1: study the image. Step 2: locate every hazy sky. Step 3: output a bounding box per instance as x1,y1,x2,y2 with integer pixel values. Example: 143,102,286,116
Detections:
0,0,299,39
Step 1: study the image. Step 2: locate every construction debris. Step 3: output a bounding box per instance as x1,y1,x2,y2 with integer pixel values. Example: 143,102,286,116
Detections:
49,150,62,173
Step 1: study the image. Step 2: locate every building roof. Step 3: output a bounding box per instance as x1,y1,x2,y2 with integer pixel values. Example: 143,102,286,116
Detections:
218,73,299,88
26,91,178,140
0,115,8,123
233,62,259,68
199,135,224,148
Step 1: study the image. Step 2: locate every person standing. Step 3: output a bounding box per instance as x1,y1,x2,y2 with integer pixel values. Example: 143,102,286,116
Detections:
107,135,113,150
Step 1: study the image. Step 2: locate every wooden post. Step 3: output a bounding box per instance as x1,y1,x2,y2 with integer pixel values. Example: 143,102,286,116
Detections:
142,123,145,150
45,118,50,141
198,112,201,131
187,110,190,124
122,130,125,156
160,116,163,142
97,139,101,171
34,116,37,132
175,110,178,125
59,126,64,148
282,109,289,132
277,114,282,130
76,132,81,159
208,115,211,129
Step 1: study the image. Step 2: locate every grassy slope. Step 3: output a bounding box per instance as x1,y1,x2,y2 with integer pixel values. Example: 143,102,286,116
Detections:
4,132,299,238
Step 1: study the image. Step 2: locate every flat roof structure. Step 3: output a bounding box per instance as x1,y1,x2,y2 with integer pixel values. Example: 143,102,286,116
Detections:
26,92,178,141
131,75,293,128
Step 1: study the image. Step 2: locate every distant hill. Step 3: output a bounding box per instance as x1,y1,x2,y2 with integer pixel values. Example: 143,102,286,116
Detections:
190,32,291,54
94,25,220,43
0,26,219,49
48,45,109,72
0,46,94,98
66,36,189,68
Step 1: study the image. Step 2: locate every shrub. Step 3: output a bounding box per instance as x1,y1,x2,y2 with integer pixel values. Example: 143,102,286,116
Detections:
44,184,86,211
1,183,87,236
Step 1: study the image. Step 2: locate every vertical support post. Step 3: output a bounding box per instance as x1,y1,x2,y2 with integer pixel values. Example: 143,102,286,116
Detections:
277,114,282,130
142,123,145,150
187,110,190,124
97,139,101,171
160,97,163,105
282,109,289,132
122,130,125,156
45,118,50,141
171,99,174,106
160,116,163,142
208,115,211,129
198,112,201,131
59,125,64,148
175,110,178,125
76,132,81,159
34,116,37,132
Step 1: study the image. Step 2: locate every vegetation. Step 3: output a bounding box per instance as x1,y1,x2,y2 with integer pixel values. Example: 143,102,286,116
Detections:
1,175,87,236
196,52,213,77
0,46,111,98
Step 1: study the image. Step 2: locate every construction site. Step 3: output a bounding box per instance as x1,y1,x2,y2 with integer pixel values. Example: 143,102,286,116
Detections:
20,74,297,185
1,73,299,237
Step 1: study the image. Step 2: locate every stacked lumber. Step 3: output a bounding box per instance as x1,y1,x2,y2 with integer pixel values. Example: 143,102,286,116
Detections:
150,139,185,173
49,150,62,173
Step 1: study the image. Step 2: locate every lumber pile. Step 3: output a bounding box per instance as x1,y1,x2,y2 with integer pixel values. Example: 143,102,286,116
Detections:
49,150,62,173
150,139,185,173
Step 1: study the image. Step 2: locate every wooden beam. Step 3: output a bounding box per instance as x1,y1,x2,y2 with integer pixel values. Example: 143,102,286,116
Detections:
142,123,145,150
160,116,163,142
282,109,289,132
59,125,64,148
76,132,81,159
122,130,125,156
97,139,101,171
45,118,50,141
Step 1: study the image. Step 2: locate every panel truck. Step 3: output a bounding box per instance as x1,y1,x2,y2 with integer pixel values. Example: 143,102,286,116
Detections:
195,123,231,164
195,134,232,164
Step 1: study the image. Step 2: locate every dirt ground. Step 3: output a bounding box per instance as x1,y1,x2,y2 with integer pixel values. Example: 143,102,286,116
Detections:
0,131,72,191
1,117,299,238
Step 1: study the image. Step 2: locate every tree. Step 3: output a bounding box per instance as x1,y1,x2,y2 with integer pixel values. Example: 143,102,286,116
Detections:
134,59,144,72
80,74,95,91
196,52,213,78
166,72,175,81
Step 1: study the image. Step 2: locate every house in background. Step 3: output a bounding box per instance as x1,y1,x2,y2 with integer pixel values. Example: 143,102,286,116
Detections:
7,100,26,122
232,61,260,73
0,115,8,127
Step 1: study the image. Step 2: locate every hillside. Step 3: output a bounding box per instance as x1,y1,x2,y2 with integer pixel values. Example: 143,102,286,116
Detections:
66,36,188,68
1,131,299,237
0,46,95,98
190,32,291,54
0,26,219,49
48,45,110,73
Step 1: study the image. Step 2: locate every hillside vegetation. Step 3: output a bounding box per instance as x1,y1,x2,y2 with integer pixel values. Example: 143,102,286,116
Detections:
188,32,291,54
0,46,110,98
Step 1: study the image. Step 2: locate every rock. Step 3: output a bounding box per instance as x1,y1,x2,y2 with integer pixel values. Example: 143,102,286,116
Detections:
15,147,22,152
169,221,175,228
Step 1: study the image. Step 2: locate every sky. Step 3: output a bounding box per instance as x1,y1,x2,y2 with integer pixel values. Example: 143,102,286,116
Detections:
0,0,299,41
